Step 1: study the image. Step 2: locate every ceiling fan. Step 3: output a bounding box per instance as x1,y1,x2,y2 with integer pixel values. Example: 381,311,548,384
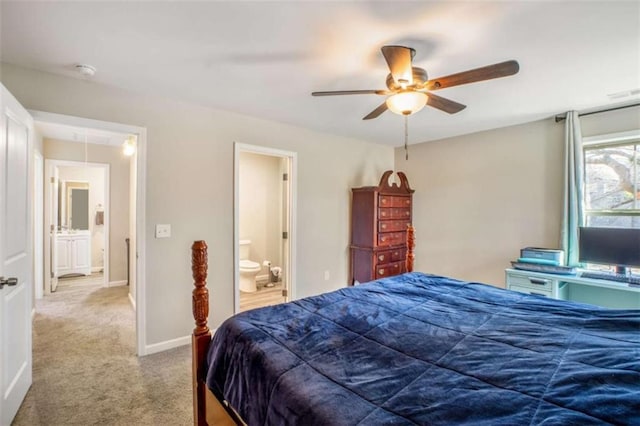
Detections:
311,45,520,120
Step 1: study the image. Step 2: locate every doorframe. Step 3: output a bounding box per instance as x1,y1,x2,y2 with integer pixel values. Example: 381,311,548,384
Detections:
44,159,110,288
34,151,44,301
233,143,297,313
30,110,148,356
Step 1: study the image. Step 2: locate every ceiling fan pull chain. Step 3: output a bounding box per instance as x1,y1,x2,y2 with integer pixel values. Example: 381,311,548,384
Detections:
404,114,409,160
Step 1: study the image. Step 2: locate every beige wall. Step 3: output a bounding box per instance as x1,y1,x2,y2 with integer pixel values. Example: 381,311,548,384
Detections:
239,152,282,274
44,139,130,283
0,63,394,347
396,107,640,286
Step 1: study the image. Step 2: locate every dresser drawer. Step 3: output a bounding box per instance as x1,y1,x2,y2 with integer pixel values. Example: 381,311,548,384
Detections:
375,250,391,265
390,248,406,262
507,274,553,291
379,195,411,208
378,231,405,246
509,284,552,298
375,248,406,266
378,207,411,220
378,220,409,233
375,261,405,279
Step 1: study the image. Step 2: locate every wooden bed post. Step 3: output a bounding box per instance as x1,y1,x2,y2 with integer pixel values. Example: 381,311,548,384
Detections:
192,240,211,426
406,225,415,272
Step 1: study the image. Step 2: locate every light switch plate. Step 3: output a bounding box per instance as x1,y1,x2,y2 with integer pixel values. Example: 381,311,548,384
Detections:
155,224,171,238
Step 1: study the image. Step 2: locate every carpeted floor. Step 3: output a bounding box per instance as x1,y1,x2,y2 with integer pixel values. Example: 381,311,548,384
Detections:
13,277,193,425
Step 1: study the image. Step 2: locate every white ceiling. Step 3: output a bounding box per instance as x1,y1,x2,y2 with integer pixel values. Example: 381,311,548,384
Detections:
1,1,639,146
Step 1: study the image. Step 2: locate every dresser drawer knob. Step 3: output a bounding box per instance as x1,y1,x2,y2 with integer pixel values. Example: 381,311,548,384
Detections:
378,255,385,262
381,224,387,229
378,269,385,275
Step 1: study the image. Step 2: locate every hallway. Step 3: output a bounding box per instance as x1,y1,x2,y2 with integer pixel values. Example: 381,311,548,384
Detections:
13,281,192,425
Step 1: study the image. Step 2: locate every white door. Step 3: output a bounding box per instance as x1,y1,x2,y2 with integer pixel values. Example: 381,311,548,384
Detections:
281,158,290,302
0,85,33,424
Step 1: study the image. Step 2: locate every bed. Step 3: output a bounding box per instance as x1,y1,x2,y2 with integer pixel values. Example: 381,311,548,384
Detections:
190,233,640,425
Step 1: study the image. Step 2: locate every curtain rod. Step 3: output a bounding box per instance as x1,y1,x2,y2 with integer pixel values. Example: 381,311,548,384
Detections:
554,102,640,123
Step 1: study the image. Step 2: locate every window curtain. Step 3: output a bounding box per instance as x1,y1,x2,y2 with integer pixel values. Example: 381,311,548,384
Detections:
561,111,585,266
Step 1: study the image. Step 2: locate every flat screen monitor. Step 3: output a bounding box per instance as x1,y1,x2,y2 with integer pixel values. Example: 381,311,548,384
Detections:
578,227,640,272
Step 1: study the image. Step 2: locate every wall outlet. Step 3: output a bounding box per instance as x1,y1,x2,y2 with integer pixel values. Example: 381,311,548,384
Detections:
155,224,171,238
324,270,330,281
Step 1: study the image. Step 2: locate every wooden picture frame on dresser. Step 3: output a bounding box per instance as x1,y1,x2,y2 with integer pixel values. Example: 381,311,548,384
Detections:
350,170,414,285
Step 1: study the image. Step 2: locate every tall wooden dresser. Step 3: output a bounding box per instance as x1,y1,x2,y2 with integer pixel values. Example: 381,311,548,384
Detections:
350,170,414,285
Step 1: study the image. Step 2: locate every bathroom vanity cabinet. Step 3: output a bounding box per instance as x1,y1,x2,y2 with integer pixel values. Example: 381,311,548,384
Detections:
55,231,91,277
350,171,414,285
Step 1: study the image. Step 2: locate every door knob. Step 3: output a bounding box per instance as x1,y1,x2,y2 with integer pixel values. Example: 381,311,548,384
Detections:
0,277,18,289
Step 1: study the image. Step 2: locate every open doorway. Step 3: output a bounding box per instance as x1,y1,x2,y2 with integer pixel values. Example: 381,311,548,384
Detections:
31,111,147,355
44,159,109,292
234,143,297,313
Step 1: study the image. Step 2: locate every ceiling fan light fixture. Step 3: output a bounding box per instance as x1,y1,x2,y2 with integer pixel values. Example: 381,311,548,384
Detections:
386,91,428,116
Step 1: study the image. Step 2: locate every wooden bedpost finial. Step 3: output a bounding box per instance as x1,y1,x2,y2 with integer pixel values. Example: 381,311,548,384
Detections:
406,224,415,272
192,240,209,336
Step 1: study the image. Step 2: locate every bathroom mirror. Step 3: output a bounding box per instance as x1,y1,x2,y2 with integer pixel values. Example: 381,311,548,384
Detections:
59,180,90,230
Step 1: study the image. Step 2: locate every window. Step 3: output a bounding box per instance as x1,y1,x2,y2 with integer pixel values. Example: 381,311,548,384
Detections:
584,135,640,227
582,131,640,272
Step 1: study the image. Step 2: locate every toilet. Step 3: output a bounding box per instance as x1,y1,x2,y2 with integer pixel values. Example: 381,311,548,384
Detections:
239,240,261,293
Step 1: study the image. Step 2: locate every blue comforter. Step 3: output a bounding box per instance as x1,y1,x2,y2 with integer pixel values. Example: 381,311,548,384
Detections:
206,272,640,425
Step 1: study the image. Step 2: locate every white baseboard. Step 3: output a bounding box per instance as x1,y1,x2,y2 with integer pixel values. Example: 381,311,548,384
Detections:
144,335,191,356
91,266,103,273
109,280,128,287
128,292,136,311
256,274,269,282
142,327,218,356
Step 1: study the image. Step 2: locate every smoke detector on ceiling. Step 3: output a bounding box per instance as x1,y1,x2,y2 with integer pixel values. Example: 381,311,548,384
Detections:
75,64,96,77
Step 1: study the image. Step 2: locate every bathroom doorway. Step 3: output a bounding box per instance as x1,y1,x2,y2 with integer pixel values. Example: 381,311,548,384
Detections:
44,159,109,292
234,143,296,313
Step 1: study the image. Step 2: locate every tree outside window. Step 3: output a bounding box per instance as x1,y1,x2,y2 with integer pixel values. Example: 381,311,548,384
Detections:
583,138,640,272
584,141,639,227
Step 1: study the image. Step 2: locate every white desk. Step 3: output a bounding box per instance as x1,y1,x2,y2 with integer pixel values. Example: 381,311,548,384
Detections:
505,268,640,309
